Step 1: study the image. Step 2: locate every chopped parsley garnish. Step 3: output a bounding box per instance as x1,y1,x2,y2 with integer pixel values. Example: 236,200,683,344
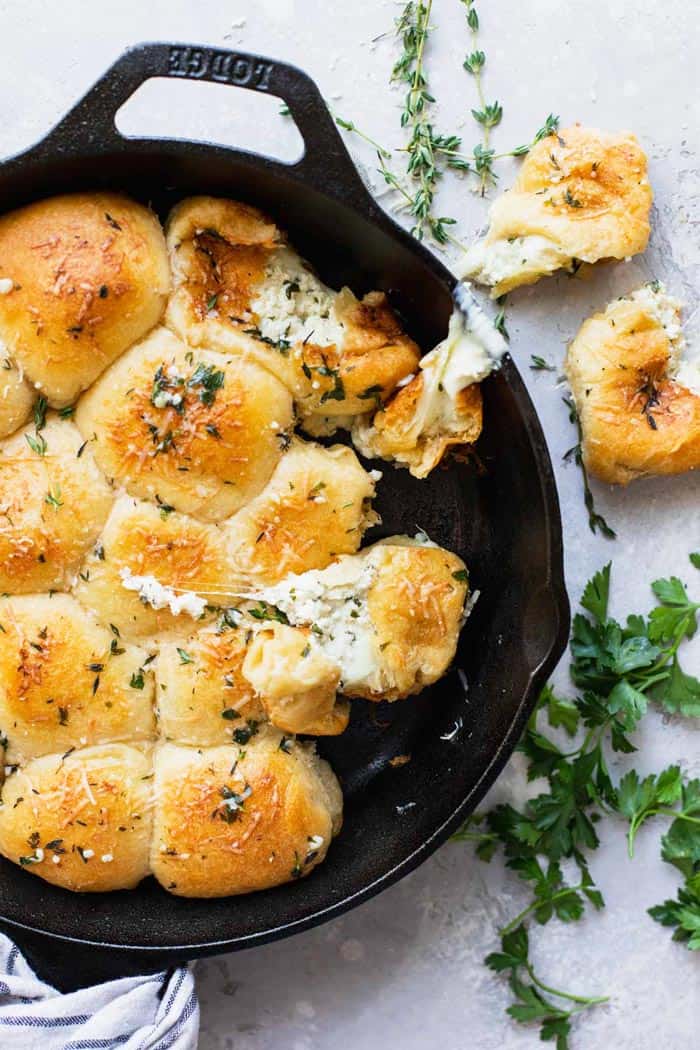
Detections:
563,187,583,208
176,648,194,665
33,397,47,431
187,362,226,405
217,783,252,823
232,720,259,745
248,602,290,625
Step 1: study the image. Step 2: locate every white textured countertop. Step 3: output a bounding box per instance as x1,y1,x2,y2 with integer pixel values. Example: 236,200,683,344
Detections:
1,0,698,1046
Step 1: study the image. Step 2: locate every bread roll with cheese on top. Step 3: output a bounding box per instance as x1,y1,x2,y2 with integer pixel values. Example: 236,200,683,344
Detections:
156,625,265,746
0,418,113,594
0,193,169,404
150,729,342,897
226,437,379,588
165,196,420,423
462,126,652,297
73,494,233,641
0,744,153,892
565,284,700,484
0,594,154,764
76,326,294,522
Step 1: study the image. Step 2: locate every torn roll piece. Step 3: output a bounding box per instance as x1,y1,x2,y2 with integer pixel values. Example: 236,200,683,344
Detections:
352,294,505,477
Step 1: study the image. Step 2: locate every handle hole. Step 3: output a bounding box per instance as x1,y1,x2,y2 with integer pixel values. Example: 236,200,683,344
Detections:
114,77,304,164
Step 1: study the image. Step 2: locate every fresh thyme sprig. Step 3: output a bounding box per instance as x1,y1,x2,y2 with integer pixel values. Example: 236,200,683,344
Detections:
391,1,458,244
287,5,560,245
563,396,616,539
454,560,700,1046
461,0,501,195
459,2,559,194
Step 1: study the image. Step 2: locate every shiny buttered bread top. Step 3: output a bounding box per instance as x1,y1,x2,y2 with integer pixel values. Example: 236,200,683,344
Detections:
0,192,477,897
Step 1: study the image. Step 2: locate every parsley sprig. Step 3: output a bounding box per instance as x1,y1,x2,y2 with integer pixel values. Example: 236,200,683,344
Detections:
454,557,700,1046
485,924,608,1046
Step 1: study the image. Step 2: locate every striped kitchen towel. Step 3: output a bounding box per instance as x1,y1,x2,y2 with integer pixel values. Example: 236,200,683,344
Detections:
0,933,199,1049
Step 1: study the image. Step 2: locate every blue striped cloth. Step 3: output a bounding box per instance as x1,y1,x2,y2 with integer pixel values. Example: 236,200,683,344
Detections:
0,933,199,1048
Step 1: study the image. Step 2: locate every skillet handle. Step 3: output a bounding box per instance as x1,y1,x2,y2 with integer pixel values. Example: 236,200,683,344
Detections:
40,41,377,213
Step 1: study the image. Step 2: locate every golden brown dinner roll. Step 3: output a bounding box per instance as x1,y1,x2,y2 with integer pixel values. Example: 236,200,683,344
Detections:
165,196,420,423
156,625,266,747
0,193,169,404
226,437,379,588
564,284,700,484
257,537,469,702
0,418,113,593
362,540,469,700
242,624,349,735
73,494,234,640
0,744,154,892
150,728,342,897
0,594,155,764
0,357,33,438
461,125,653,297
76,326,294,522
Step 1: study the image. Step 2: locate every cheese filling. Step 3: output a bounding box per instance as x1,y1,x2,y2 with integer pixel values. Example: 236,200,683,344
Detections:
256,558,379,689
250,247,344,349
417,296,506,431
118,569,208,619
460,234,571,287
627,284,700,397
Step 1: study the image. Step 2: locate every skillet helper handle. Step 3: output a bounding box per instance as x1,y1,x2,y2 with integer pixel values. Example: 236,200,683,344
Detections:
2,920,174,991
42,41,377,213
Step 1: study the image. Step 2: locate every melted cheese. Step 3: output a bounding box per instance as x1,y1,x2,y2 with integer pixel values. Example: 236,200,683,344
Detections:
461,234,571,293
257,557,379,689
251,247,344,349
119,568,208,619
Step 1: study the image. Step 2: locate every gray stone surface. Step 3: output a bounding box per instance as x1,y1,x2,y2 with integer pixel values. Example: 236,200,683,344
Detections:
0,0,698,1045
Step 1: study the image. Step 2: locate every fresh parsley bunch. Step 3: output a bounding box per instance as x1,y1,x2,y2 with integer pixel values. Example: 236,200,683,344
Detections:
456,554,700,1047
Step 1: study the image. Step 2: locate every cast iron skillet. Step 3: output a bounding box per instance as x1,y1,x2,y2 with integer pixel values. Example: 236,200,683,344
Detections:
0,43,569,991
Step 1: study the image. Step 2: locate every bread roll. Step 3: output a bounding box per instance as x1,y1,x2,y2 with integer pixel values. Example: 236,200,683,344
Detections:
565,284,700,483
0,193,169,404
0,418,113,593
73,494,234,640
242,624,349,735
150,729,342,897
0,744,153,892
256,537,469,702
461,126,652,297
352,305,501,476
165,196,420,424
362,540,469,699
156,625,265,747
76,326,293,522
226,437,379,588
0,594,155,764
